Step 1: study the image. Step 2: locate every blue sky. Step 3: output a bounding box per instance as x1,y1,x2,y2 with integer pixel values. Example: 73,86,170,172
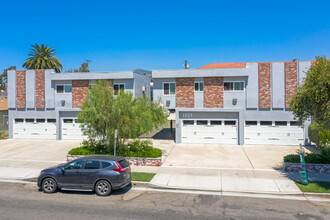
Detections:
0,0,329,72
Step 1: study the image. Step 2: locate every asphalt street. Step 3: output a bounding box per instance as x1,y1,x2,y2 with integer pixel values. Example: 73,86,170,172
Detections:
0,182,329,220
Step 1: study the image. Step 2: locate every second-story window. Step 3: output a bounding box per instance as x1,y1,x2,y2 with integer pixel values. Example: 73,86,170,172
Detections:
224,82,244,91
194,82,204,92
56,85,72,94
113,83,125,95
164,82,175,95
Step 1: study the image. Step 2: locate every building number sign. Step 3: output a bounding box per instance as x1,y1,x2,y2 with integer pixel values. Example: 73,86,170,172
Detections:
182,113,193,118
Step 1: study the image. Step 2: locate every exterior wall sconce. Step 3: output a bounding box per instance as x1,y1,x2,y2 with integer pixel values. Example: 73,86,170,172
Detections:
232,98,237,105
61,100,65,107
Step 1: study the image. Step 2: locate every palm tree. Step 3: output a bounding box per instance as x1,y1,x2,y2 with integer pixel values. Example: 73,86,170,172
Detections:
23,43,63,73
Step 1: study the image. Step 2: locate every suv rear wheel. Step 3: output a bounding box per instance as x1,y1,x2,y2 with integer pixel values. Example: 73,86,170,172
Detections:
95,180,112,196
42,178,57,193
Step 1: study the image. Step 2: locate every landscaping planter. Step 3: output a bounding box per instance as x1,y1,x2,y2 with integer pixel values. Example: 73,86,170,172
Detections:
284,162,330,174
67,155,162,166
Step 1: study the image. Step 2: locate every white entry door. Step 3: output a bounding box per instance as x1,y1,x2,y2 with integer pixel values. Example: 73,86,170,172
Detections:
13,118,57,139
182,119,238,144
61,118,87,140
244,121,304,145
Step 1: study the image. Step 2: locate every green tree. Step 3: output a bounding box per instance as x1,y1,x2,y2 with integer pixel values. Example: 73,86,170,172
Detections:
65,61,89,73
0,66,16,90
77,80,168,150
22,43,63,73
290,56,330,152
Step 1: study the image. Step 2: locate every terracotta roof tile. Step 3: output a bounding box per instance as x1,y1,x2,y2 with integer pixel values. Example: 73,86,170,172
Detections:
197,63,246,69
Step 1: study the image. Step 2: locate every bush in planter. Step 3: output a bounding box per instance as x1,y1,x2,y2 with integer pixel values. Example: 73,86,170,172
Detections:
69,139,162,158
284,153,330,164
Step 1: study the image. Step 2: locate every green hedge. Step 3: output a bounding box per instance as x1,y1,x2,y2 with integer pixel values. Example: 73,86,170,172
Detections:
69,139,162,158
284,153,330,164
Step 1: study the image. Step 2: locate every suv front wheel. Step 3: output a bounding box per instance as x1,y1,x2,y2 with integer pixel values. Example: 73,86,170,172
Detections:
42,178,57,193
95,180,112,196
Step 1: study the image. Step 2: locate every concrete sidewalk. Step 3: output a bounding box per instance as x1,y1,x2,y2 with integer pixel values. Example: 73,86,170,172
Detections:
149,167,330,194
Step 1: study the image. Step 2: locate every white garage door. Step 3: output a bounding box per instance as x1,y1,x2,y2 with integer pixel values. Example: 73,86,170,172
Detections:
13,118,57,139
244,121,304,145
62,118,87,140
182,119,238,144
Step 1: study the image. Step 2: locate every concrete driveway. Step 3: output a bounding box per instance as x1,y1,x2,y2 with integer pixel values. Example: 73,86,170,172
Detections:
162,144,311,170
0,139,81,179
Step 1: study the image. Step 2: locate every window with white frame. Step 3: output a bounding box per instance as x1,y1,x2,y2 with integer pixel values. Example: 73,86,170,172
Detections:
113,83,125,95
56,84,72,94
163,82,175,95
224,81,244,91
194,82,204,92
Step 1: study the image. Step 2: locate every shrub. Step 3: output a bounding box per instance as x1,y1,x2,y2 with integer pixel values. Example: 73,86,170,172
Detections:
284,153,330,164
283,154,300,163
68,139,162,158
308,122,321,146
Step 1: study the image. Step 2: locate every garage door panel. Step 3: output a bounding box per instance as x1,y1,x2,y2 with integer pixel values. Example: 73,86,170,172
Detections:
244,122,304,145
182,119,238,144
14,121,57,139
62,119,87,140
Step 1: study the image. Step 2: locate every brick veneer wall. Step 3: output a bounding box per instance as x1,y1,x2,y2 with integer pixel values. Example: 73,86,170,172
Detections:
204,77,224,108
35,69,45,109
176,78,194,108
72,80,89,108
285,62,298,108
258,62,271,109
16,70,26,109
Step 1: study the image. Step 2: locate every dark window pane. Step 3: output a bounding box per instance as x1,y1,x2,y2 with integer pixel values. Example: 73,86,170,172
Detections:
64,160,83,170
275,121,287,126
25,119,34,123
200,83,204,91
114,84,119,95
85,160,100,169
47,119,56,123
64,85,72,93
169,83,176,95
57,85,64,93
224,82,233,91
225,121,236,125
245,121,257,126
164,83,169,95
197,120,207,125
195,83,199,91
36,119,45,123
15,119,24,123
260,121,272,126
118,160,128,168
119,84,125,91
234,82,244,91
211,121,222,125
64,119,73,123
183,120,194,125
102,161,112,168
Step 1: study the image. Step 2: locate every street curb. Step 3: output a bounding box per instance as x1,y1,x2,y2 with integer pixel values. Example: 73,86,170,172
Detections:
131,181,150,188
1,178,329,199
148,183,330,198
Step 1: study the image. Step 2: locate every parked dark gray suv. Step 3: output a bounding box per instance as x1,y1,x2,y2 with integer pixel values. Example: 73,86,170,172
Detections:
37,155,131,196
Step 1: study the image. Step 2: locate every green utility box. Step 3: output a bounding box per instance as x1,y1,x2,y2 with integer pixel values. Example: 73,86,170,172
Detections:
299,171,309,185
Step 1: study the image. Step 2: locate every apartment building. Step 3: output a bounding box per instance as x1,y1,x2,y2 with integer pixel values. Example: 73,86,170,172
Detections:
8,69,151,140
152,61,312,145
